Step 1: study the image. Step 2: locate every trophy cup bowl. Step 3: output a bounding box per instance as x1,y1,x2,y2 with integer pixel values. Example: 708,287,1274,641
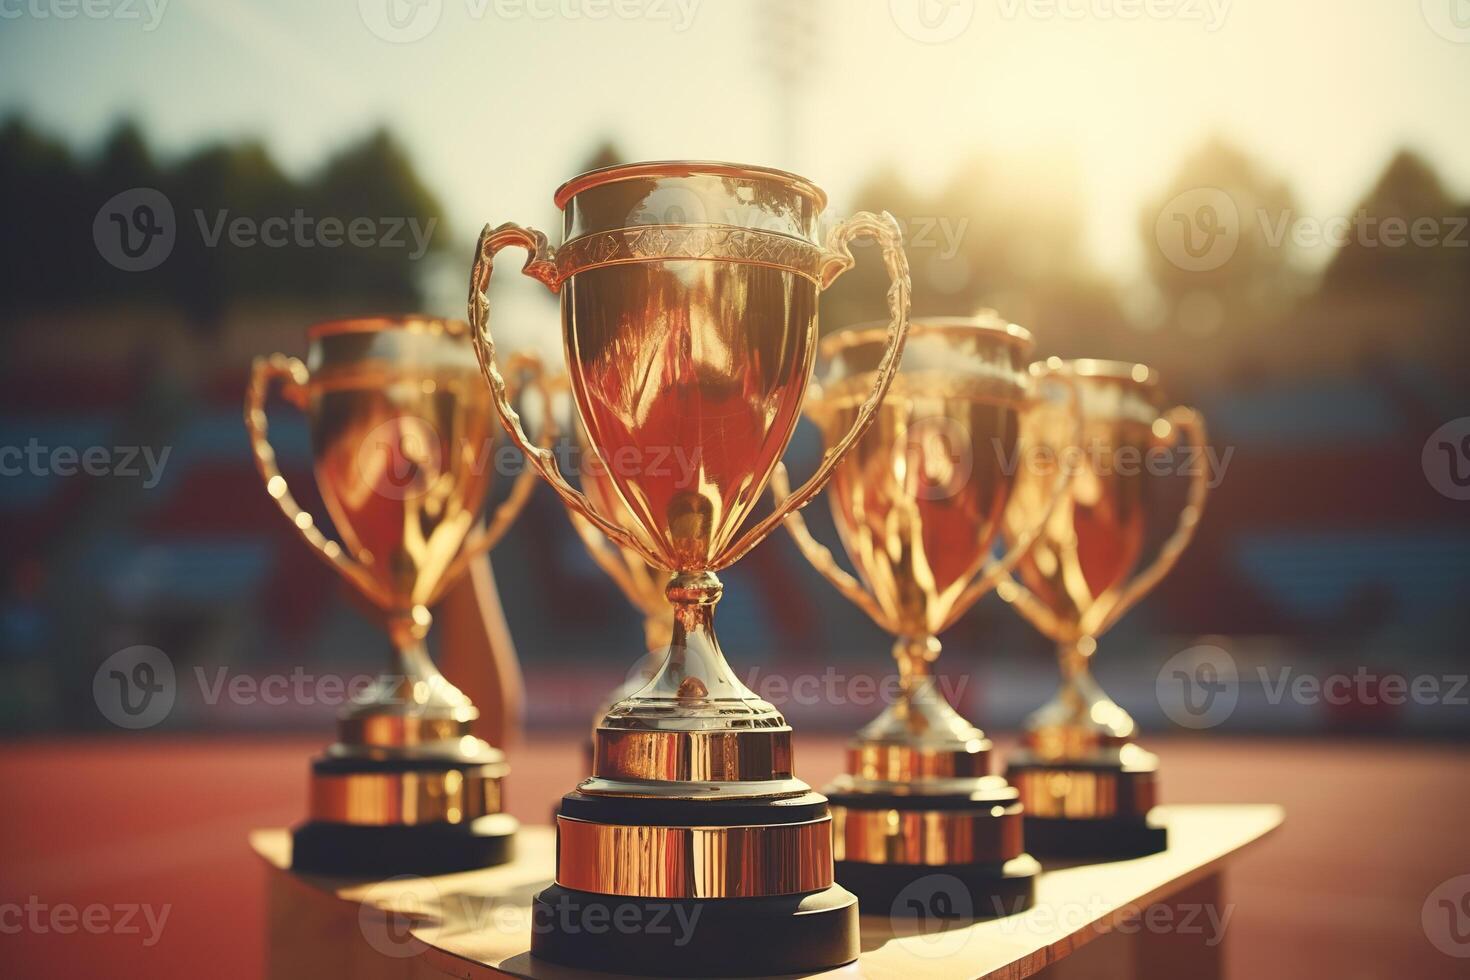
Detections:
468,161,911,976
1001,358,1209,857
245,315,539,875
773,313,1074,917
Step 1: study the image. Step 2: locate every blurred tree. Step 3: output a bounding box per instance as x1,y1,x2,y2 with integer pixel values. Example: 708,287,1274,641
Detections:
1139,137,1303,338
821,152,1127,360
1313,150,1470,380
1322,150,1464,299
308,127,447,312
0,116,85,318
168,139,295,330
0,116,446,333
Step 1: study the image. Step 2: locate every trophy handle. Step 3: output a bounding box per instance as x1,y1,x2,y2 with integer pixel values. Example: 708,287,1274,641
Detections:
244,353,386,607
467,222,665,569
1087,405,1210,637
769,462,894,631
938,373,1083,634
720,210,912,568
430,350,552,606
568,512,669,620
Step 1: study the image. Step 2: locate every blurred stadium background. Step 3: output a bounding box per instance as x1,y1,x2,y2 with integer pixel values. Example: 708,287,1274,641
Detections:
2,2,1468,978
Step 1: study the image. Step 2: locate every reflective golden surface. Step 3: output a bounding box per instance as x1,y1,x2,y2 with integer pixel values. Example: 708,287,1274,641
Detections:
778,315,1068,789
832,794,1027,866
305,320,495,611
309,765,508,826
554,816,833,898
246,316,534,830
468,161,911,902
1002,359,1209,763
807,317,1033,639
1008,761,1158,820
469,162,910,746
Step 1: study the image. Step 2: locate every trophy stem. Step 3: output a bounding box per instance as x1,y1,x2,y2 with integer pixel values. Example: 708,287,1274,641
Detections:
1023,634,1138,758
601,571,781,727
1007,633,1164,858
893,633,940,690
1053,635,1097,720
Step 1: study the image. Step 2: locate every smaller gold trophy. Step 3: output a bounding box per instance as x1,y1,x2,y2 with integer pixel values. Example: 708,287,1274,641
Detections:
245,315,537,875
774,313,1072,915
1001,359,1209,857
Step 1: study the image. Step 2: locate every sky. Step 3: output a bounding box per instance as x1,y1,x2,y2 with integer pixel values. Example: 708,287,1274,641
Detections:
3,0,1468,284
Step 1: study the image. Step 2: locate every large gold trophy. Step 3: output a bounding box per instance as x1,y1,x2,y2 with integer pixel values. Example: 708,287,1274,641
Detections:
773,313,1071,915
246,315,536,875
469,161,910,976
1001,359,1209,857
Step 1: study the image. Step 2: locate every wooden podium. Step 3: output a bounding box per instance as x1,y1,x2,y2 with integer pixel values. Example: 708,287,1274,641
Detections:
255,804,1281,980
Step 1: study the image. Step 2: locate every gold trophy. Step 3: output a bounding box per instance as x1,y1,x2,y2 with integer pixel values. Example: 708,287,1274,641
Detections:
1001,359,1209,857
773,313,1072,916
245,315,538,875
469,161,910,976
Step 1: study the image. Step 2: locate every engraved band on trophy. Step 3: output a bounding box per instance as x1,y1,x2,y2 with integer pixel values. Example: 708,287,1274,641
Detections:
1000,358,1209,857
468,161,911,976
772,313,1076,916
245,315,541,875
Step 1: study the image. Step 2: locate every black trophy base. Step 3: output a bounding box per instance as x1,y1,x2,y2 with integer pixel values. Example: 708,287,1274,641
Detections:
1022,813,1168,859
846,852,1040,922
291,812,517,877
838,853,1039,919
530,882,859,977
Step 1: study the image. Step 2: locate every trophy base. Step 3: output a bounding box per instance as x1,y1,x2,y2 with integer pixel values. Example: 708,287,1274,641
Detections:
837,854,1039,919
529,882,859,977
1007,751,1166,859
1021,814,1168,859
291,812,518,877
827,779,1039,917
